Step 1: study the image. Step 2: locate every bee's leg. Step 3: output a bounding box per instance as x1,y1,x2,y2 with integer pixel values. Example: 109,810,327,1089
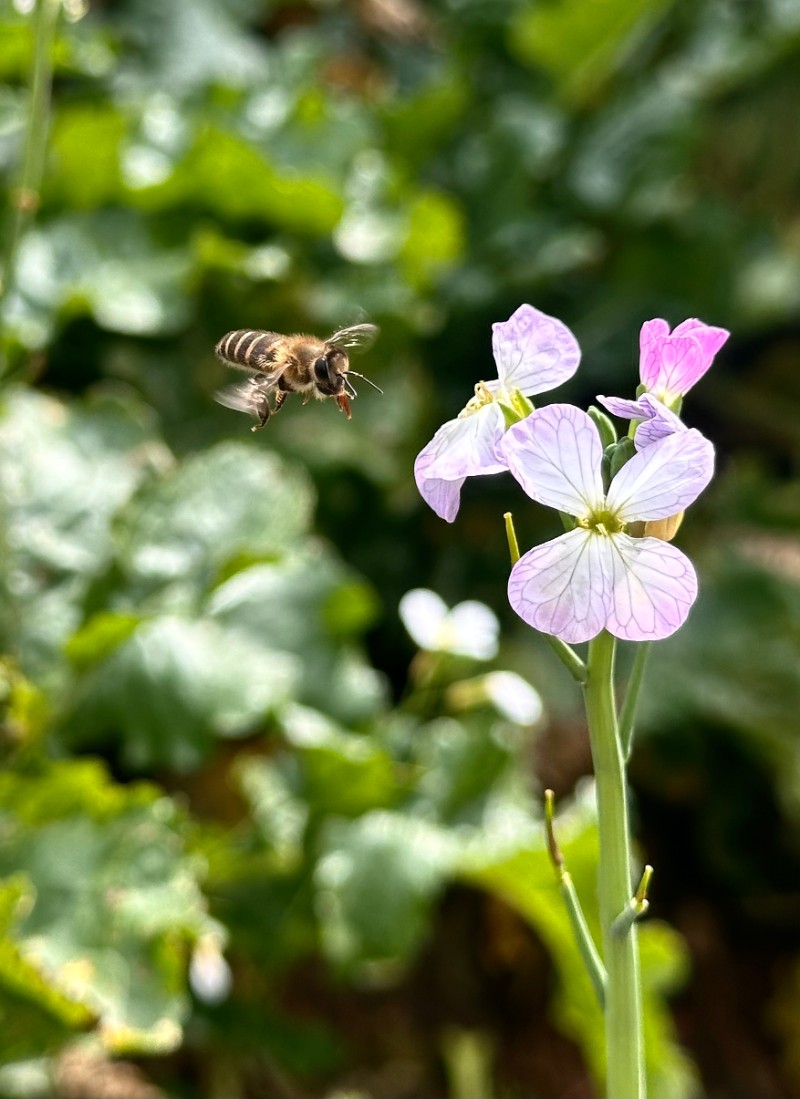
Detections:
251,393,271,431
273,391,288,414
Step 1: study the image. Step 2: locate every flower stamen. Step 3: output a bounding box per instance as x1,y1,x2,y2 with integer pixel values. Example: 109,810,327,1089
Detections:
458,381,495,418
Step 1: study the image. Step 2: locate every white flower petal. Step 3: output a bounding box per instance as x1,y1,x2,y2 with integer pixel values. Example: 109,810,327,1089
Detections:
508,527,610,643
416,404,507,482
447,600,500,659
399,589,449,650
492,304,581,395
605,534,698,640
606,428,714,522
500,404,604,516
484,671,543,725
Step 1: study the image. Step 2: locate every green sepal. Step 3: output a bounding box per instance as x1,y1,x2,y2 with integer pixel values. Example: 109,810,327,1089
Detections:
498,388,534,427
606,438,636,481
588,406,617,448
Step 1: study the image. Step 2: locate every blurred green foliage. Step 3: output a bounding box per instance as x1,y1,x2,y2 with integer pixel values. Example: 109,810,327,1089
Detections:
1,0,800,1096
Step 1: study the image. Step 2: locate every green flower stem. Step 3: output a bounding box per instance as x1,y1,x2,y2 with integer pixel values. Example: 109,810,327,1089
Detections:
545,790,606,1008
584,631,645,1099
504,513,586,684
619,641,652,760
0,0,60,348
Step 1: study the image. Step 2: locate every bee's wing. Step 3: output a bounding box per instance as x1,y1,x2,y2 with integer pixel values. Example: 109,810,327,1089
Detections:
328,323,379,353
214,374,278,417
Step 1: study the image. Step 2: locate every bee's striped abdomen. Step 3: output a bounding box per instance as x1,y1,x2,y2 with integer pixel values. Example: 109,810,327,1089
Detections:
215,330,281,370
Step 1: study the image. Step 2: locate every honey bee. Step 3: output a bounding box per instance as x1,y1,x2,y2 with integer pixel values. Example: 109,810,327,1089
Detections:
214,323,381,430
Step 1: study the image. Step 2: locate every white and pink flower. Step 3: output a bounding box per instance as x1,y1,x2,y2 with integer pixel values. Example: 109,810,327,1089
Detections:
499,404,715,643
414,304,580,522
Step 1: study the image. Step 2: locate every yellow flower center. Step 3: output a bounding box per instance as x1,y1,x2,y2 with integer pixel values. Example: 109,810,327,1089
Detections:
578,508,626,536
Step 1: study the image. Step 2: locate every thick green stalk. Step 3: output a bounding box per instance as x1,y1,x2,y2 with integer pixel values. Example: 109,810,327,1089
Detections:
0,0,60,346
584,631,644,1098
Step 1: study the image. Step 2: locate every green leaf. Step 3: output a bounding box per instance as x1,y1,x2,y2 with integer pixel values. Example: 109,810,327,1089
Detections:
0,760,215,1056
62,616,299,771
137,127,344,235
400,190,465,289
14,211,193,337
315,812,457,968
0,388,162,680
0,876,96,1065
48,105,126,208
207,555,385,725
280,705,400,817
119,443,315,592
510,0,675,105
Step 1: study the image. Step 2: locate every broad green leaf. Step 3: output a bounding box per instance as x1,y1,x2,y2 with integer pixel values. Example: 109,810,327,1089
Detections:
207,555,385,725
279,705,400,817
510,0,674,105
0,876,96,1065
13,211,192,337
400,190,465,289
0,761,215,1056
315,811,458,968
136,127,344,235
48,105,126,208
119,443,314,592
61,616,299,771
0,388,163,680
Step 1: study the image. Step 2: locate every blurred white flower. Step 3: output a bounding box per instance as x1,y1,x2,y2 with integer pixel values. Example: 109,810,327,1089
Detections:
483,671,543,725
189,937,232,1005
399,589,499,660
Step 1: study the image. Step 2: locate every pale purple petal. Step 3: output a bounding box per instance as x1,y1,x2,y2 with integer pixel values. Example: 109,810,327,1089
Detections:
416,404,507,482
672,318,730,362
492,304,580,396
606,428,714,522
596,394,647,420
508,527,610,643
605,533,698,640
500,404,604,516
597,393,685,449
640,334,706,398
413,467,465,523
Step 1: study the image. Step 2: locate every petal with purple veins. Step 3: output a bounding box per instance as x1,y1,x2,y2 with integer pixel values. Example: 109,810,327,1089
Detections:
597,393,685,449
416,404,508,482
605,533,698,640
413,464,465,523
500,404,604,516
492,304,580,395
508,527,610,643
606,428,714,522
672,318,730,363
640,334,706,397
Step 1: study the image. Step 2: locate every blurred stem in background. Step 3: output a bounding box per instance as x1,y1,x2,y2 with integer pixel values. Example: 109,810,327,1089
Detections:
0,0,60,373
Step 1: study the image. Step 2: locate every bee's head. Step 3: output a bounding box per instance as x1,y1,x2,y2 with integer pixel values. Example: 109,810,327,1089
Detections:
314,349,348,395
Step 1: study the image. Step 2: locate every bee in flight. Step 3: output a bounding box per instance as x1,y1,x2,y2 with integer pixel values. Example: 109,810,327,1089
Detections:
214,323,381,430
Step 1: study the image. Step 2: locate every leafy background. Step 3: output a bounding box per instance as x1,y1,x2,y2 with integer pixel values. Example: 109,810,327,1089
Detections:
1,0,800,1096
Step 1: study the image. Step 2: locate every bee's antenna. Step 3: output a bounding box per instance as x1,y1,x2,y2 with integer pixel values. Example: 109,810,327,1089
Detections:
346,370,383,394
344,377,358,398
